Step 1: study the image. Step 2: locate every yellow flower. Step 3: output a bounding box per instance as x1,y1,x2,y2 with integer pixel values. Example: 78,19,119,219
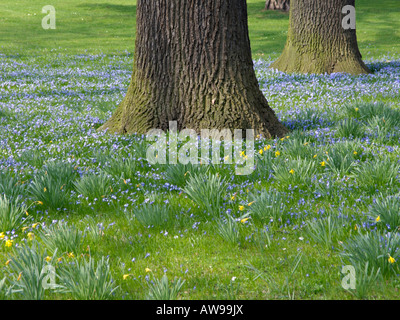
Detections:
275,151,281,157
44,187,47,192
240,218,250,224
0,232,4,240
355,108,359,112
57,257,63,263
354,224,358,231
313,154,317,159
240,151,245,157
145,268,152,273
320,161,326,167
123,274,131,280
25,211,29,216
259,149,263,155
388,255,396,264
45,256,52,262
239,206,245,211
247,201,255,206
36,201,43,205
224,155,230,161
27,232,34,241
265,145,271,151
353,151,358,155
289,169,295,175
32,223,39,229
5,260,11,266
67,252,75,258
376,216,381,222
17,272,22,281
5,240,13,248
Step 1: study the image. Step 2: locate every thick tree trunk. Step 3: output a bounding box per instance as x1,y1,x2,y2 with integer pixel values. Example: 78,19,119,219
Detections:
270,0,370,74
99,0,288,139
265,0,290,11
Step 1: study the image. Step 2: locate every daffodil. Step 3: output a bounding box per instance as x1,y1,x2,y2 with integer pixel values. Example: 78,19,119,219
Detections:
5,240,13,248
0,232,4,240
289,169,295,174
376,216,381,222
265,145,271,151
45,256,52,262
247,201,255,206
27,232,34,241
275,151,281,157
259,149,263,155
67,252,75,258
32,223,39,229
5,260,11,266
240,218,250,224
123,274,131,280
145,268,152,273
239,206,245,211
36,201,43,205
17,272,22,281
320,161,326,167
389,255,396,264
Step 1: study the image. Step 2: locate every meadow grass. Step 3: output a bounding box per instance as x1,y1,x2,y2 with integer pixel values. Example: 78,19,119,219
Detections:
0,0,400,300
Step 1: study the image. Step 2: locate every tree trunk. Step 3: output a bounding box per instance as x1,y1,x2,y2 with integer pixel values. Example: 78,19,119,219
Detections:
265,0,290,11
99,0,288,139
270,0,370,74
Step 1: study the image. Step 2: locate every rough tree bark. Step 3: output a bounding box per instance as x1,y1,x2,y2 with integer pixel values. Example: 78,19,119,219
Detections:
99,0,288,139
265,0,290,11
270,0,370,74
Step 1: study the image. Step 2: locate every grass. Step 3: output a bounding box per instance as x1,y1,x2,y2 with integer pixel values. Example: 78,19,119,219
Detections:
0,0,400,301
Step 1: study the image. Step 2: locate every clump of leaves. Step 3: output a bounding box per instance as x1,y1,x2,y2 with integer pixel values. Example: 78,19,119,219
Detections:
182,172,227,216
58,256,118,300
0,194,30,232
146,274,185,300
74,171,113,200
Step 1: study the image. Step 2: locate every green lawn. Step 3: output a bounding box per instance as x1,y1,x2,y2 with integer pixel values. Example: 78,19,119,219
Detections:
0,0,400,301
